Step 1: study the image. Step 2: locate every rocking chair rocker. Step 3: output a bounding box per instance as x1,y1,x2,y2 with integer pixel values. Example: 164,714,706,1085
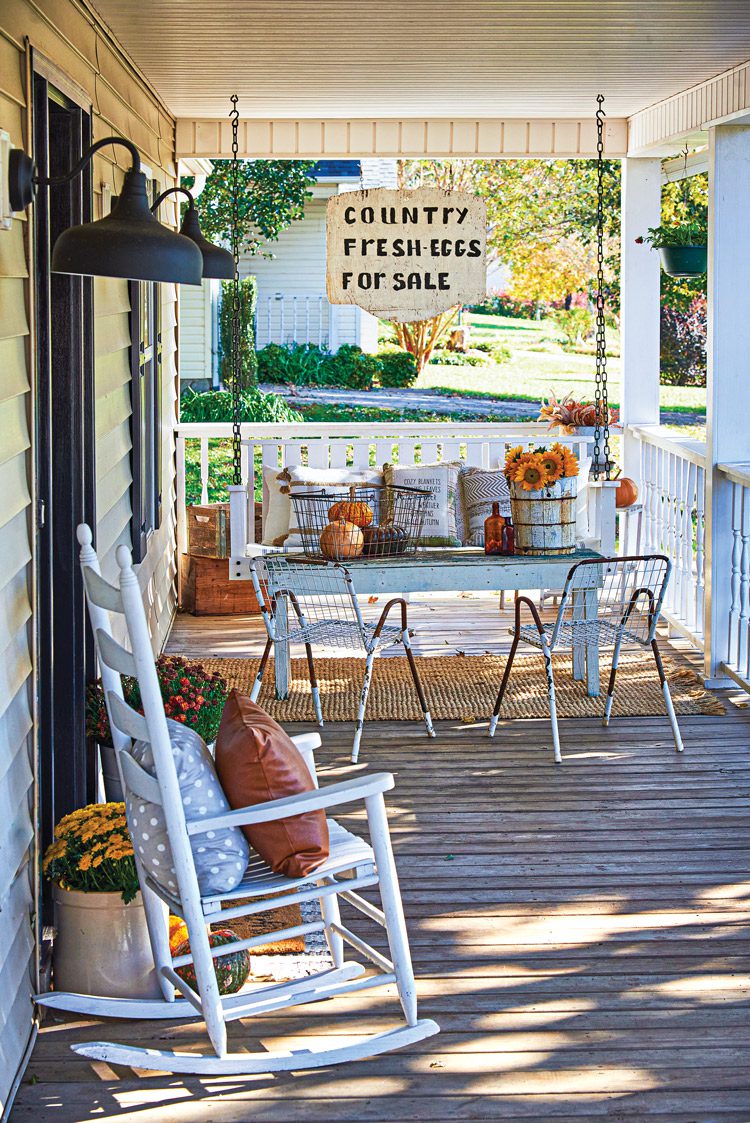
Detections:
35,525,438,1074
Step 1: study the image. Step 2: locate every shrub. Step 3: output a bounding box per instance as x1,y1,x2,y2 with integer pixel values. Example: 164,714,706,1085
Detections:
660,295,707,386
378,349,419,388
429,350,490,367
551,308,595,347
180,387,302,424
321,344,380,390
256,342,328,385
472,340,512,362
219,277,257,386
466,291,544,319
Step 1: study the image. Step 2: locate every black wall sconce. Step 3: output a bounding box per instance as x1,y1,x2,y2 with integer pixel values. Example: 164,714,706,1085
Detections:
151,186,234,280
9,136,203,285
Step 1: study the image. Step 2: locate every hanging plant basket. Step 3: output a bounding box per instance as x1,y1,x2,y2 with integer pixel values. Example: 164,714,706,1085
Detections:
658,245,707,278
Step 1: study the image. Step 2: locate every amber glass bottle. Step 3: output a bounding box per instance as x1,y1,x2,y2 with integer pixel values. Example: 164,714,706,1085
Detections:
484,502,506,555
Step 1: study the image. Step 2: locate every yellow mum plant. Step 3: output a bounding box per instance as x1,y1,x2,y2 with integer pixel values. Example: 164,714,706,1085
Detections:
504,443,579,492
43,802,140,903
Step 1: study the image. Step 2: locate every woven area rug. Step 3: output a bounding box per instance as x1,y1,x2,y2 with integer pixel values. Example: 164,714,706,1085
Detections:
198,652,725,722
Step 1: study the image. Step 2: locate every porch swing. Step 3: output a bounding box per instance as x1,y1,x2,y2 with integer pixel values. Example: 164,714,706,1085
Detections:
34,96,438,1074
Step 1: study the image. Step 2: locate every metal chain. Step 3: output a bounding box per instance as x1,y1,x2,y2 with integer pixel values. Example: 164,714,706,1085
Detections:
593,93,611,482
230,93,242,487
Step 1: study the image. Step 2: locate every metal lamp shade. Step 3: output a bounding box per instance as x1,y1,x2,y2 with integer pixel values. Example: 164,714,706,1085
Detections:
179,205,234,279
51,169,203,285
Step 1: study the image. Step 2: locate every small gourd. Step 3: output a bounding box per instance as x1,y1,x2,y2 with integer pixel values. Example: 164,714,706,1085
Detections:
174,928,251,996
320,518,364,559
328,486,374,528
615,477,639,508
169,915,189,954
362,524,408,557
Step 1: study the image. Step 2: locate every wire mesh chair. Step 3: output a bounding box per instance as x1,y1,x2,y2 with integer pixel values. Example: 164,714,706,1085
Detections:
250,555,436,763
488,554,684,762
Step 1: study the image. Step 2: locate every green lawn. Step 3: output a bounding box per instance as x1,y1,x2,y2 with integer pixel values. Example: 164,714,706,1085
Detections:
418,311,706,416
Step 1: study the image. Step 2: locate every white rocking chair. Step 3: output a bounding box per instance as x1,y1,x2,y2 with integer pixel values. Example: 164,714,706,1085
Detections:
35,525,438,1074
250,555,436,763
489,554,685,762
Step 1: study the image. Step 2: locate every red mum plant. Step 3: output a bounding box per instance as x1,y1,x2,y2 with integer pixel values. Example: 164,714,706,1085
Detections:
87,655,229,747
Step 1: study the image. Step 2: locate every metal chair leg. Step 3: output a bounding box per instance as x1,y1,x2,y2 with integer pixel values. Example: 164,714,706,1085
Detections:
542,642,562,763
489,632,519,738
352,650,376,764
304,643,324,727
402,632,435,739
651,639,684,752
250,637,273,703
602,635,625,727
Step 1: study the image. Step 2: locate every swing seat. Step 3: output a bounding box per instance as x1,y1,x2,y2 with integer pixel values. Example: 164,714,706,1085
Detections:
34,526,439,1075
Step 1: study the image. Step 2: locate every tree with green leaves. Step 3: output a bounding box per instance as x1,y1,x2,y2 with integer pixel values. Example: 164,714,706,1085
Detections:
399,158,621,310
183,159,317,256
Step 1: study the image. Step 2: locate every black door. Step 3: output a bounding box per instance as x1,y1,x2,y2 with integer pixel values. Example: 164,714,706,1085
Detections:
33,72,97,886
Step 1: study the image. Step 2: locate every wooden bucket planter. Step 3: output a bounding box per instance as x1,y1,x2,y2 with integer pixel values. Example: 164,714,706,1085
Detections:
510,476,577,555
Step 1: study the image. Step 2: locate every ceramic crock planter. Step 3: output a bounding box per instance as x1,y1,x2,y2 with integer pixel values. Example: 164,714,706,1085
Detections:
52,885,161,998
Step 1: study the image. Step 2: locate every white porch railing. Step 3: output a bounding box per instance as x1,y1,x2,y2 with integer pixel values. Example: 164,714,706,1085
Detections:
716,462,750,692
175,420,616,558
629,425,707,649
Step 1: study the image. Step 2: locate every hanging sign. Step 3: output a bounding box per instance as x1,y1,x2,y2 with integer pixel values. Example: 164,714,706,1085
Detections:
326,187,487,322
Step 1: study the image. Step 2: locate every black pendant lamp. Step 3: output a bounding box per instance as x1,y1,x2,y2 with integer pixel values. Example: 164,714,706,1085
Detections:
151,187,234,280
8,137,202,285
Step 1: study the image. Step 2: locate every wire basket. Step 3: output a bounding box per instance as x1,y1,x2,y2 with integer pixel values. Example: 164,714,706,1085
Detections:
291,484,430,560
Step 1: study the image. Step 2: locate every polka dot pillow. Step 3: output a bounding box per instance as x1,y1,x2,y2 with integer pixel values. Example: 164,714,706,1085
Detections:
126,719,250,898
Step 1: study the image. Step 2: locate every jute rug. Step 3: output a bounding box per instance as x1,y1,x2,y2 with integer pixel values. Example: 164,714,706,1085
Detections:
198,652,725,722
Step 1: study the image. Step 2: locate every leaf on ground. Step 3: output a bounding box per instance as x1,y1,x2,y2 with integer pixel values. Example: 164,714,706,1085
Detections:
367,596,379,603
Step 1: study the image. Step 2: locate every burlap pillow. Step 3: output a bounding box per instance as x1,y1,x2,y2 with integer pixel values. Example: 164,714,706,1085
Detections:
214,691,329,878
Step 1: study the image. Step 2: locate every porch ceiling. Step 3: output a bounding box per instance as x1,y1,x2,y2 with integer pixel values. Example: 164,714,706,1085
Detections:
88,0,750,121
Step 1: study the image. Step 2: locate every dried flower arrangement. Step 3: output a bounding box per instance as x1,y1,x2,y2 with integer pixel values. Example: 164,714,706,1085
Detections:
539,391,620,434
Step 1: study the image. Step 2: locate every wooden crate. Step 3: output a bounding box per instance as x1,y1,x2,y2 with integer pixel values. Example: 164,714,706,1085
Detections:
187,503,230,559
180,555,262,616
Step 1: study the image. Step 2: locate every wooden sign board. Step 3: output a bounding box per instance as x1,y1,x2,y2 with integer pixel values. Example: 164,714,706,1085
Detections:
326,187,487,322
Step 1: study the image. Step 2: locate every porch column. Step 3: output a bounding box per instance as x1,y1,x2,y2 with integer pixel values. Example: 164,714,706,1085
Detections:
704,125,750,683
619,157,662,484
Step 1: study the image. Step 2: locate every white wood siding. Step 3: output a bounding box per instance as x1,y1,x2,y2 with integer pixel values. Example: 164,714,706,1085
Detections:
179,281,215,386
0,0,180,1103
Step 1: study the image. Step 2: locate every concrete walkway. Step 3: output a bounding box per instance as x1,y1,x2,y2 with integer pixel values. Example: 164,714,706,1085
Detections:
261,382,704,428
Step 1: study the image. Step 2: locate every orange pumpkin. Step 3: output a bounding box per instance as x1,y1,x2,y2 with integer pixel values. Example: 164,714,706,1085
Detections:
319,519,364,560
327,499,374,528
169,915,189,954
615,477,639,508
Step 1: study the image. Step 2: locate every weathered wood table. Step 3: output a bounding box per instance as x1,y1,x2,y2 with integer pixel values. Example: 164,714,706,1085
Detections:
231,547,604,700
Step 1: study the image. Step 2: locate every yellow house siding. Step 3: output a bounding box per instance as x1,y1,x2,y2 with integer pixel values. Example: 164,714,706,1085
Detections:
0,0,180,1102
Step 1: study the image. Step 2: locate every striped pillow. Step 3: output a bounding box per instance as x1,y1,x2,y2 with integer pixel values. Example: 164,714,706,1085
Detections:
459,467,511,546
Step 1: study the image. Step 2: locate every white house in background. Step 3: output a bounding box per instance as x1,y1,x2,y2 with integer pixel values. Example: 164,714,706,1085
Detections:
179,159,397,388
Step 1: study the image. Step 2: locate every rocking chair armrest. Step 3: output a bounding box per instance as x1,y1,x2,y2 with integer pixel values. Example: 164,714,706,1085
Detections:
188,772,395,835
290,732,322,754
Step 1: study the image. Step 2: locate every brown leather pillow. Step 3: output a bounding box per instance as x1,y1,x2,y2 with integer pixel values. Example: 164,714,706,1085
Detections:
214,690,329,878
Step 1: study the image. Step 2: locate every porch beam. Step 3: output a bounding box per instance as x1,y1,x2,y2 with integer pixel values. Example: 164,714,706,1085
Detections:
704,124,750,683
620,158,662,484
628,59,750,156
175,117,628,160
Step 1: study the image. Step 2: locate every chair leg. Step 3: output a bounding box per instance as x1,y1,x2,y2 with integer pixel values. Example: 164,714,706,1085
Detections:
651,639,684,753
305,643,324,727
402,632,435,739
139,879,174,1002
250,637,273,703
352,650,376,764
542,643,562,763
365,791,418,1027
489,632,519,738
318,886,345,968
602,637,625,727
181,905,228,1058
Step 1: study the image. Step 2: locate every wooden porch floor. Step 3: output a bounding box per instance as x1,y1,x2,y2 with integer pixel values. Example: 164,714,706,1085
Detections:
15,597,750,1121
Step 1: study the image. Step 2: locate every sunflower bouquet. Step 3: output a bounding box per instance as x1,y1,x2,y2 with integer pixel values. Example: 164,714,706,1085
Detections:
43,802,140,903
504,443,579,492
